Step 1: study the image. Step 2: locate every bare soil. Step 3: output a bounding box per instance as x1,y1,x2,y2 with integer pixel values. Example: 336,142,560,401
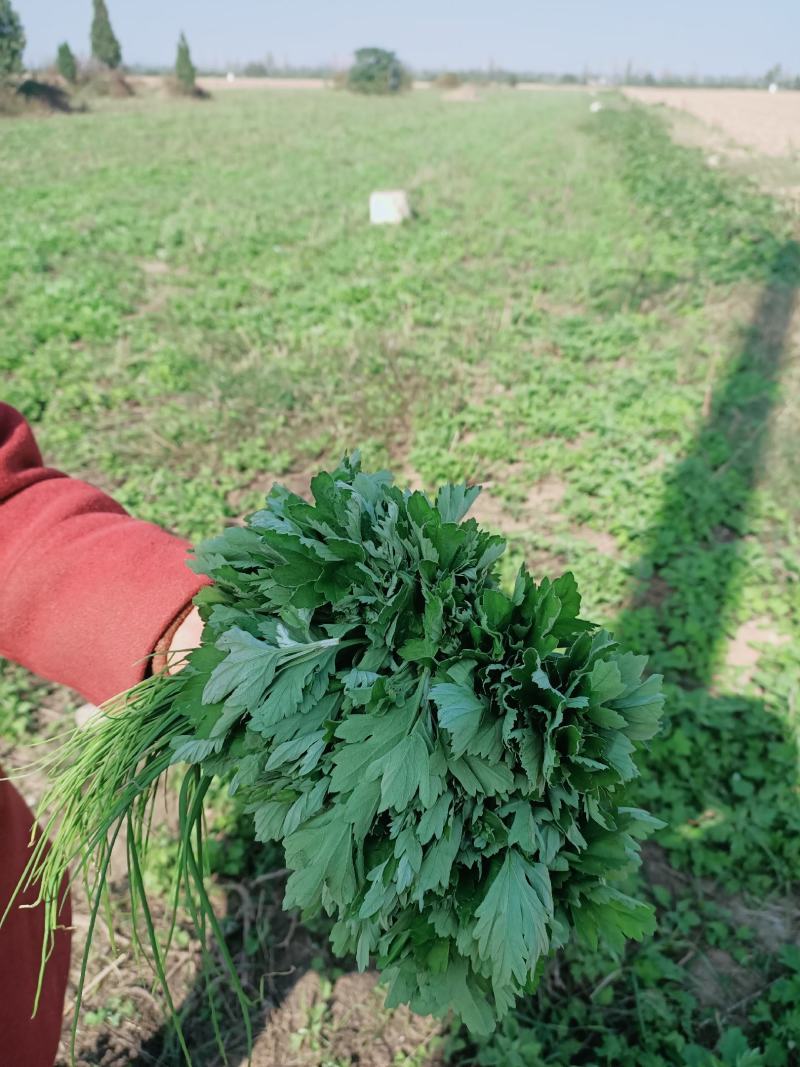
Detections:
131,76,328,94
441,85,481,103
623,86,800,158
244,971,443,1067
468,473,567,535
724,617,790,683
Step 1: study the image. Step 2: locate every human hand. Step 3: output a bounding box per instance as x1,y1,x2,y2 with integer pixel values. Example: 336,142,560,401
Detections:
164,605,204,674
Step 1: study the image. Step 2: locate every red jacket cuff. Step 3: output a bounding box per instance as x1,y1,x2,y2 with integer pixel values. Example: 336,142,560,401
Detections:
0,479,208,705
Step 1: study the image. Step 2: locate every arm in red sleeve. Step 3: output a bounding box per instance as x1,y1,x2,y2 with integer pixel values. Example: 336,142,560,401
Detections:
0,402,207,705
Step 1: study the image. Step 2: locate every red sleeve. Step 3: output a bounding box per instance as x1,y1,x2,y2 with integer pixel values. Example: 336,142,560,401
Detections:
0,779,71,1067
0,403,207,705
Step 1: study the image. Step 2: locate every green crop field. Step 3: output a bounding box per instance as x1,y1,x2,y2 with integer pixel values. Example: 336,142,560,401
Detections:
2,88,800,1066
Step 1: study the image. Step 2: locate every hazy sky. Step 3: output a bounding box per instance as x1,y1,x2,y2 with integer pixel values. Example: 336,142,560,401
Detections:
16,0,800,77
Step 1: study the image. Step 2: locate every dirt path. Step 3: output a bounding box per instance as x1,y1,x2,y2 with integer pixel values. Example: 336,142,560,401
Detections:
131,74,329,93
133,75,441,93
624,86,800,157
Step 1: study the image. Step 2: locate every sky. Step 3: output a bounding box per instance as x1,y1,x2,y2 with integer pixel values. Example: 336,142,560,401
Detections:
15,0,800,78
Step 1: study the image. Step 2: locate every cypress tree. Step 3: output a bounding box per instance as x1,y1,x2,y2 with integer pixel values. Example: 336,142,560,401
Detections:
57,41,78,83
0,0,25,78
91,0,121,69
175,32,196,93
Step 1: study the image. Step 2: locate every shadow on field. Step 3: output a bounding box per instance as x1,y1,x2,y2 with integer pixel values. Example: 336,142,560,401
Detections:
617,238,800,687
514,245,800,1057
96,242,800,1066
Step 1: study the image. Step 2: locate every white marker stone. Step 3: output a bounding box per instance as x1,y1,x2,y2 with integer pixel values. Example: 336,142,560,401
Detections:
369,190,411,225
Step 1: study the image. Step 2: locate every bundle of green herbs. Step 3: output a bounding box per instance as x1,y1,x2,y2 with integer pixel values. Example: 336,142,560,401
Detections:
15,454,664,1046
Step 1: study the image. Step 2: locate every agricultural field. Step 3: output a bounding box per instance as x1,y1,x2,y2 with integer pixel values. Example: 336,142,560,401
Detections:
2,86,800,1066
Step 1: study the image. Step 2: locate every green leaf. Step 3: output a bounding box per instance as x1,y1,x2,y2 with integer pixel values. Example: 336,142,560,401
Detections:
436,482,481,524
265,730,326,772
601,731,638,781
450,754,515,797
203,628,284,708
284,816,356,913
359,860,393,919
482,588,513,632
331,694,419,794
610,667,665,740
394,826,423,891
398,637,437,662
573,887,656,952
426,940,450,974
516,730,544,793
423,595,444,645
417,816,463,897
252,799,293,843
473,850,553,987
370,729,430,811
249,654,325,732
430,683,486,758
417,791,452,845
588,659,626,706
169,735,225,765
506,802,538,853
586,704,626,729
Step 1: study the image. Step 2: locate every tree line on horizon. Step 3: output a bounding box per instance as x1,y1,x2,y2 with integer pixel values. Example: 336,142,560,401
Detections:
0,0,199,96
2,0,800,96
